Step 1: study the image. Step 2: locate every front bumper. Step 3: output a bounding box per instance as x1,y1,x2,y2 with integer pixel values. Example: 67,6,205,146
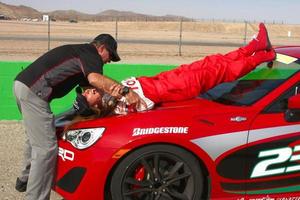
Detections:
53,139,118,200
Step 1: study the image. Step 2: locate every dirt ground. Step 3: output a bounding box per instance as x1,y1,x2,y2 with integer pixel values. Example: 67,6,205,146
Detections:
1,20,300,200
0,121,63,200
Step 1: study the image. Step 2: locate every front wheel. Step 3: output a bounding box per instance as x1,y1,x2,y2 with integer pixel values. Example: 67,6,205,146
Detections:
110,144,205,200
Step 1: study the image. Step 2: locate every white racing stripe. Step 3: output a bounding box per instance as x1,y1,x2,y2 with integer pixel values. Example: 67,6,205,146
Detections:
191,124,300,160
248,124,300,142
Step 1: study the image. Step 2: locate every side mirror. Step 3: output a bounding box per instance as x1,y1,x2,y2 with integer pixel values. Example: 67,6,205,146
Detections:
288,94,300,109
284,94,300,122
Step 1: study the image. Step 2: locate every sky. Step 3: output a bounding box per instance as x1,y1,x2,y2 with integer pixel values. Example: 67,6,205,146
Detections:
2,0,300,24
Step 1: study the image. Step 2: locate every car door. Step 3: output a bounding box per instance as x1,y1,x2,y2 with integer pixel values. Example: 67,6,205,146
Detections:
246,82,300,197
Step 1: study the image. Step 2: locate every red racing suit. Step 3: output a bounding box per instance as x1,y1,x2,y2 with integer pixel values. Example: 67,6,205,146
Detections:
137,47,273,103
116,23,275,114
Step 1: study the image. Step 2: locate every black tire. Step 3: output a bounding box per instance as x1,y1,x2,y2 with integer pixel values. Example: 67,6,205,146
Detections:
110,144,204,200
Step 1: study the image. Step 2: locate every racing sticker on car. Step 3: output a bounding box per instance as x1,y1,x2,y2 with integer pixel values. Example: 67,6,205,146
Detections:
58,147,74,161
215,133,300,194
251,145,300,178
132,127,189,136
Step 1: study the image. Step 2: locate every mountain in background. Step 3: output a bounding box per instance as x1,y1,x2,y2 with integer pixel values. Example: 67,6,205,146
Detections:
94,9,189,21
0,2,192,21
0,2,40,19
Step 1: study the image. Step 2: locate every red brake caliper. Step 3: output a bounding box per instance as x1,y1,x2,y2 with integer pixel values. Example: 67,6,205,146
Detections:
134,165,145,182
133,165,146,190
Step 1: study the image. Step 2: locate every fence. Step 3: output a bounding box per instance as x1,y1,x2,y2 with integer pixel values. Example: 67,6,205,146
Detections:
44,19,297,55
1,20,300,61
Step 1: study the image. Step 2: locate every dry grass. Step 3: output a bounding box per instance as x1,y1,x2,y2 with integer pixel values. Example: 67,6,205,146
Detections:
0,20,300,64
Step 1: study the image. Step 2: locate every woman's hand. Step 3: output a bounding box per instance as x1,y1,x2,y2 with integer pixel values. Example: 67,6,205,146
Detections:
125,90,147,111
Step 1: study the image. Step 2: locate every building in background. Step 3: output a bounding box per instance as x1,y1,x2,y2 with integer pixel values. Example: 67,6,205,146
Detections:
43,15,49,22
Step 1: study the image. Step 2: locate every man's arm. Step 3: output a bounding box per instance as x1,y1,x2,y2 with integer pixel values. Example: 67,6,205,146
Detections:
87,72,121,97
87,72,147,109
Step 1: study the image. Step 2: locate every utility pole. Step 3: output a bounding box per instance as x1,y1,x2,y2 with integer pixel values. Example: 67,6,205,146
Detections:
48,16,51,50
179,18,183,56
115,17,118,41
243,21,248,45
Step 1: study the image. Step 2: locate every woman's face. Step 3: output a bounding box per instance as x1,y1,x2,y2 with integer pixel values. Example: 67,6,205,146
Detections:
84,89,102,108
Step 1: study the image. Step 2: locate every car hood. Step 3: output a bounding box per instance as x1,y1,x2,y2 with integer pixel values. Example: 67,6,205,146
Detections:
70,97,257,130
61,98,259,150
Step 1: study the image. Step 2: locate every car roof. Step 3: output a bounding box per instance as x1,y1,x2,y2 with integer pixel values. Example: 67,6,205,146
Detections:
275,46,300,58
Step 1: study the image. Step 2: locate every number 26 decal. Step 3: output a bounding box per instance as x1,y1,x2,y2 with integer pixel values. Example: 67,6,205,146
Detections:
251,145,300,178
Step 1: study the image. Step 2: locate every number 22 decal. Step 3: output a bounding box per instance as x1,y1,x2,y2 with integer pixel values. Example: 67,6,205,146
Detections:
251,145,300,178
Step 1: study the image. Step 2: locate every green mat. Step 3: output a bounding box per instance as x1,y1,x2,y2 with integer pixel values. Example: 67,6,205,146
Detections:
0,61,176,120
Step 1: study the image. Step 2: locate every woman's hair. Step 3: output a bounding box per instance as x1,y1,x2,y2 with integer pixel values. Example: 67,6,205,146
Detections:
63,93,117,131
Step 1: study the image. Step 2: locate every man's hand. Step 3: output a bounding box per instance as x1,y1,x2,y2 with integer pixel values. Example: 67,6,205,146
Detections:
87,73,147,111
109,83,147,110
109,83,123,98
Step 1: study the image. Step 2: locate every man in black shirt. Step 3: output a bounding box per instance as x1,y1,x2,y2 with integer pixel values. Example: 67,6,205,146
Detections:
13,34,145,200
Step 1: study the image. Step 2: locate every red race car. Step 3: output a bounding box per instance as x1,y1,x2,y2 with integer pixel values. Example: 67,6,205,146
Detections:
53,46,300,200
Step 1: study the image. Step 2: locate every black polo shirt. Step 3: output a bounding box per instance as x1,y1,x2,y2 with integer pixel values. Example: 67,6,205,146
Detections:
15,43,103,102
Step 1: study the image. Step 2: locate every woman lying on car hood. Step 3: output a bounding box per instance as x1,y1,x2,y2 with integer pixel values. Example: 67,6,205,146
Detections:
74,23,276,118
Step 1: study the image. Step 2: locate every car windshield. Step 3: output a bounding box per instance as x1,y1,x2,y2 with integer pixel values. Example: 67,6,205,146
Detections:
201,59,300,106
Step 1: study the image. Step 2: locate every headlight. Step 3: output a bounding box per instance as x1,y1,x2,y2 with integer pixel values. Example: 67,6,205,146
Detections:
63,128,105,149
